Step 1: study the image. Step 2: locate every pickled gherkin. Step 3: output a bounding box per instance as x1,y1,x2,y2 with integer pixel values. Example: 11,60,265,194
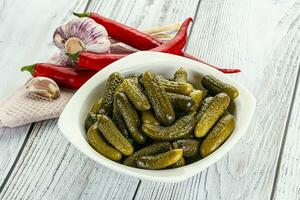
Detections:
172,139,200,158
168,92,194,112
99,72,124,116
136,149,183,169
85,112,97,130
112,98,131,141
194,93,230,137
143,70,175,126
200,113,235,157
122,79,151,111
142,113,196,141
123,142,172,167
141,110,160,125
189,90,203,111
202,75,239,100
87,124,122,161
173,67,187,82
90,98,103,113
97,114,134,156
159,78,193,95
170,157,185,168
116,92,146,144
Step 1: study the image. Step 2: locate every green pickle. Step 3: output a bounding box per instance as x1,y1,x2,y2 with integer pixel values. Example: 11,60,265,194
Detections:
90,98,103,113
170,157,185,168
173,67,187,82
142,113,196,141
85,112,97,130
189,90,203,111
136,149,183,170
122,79,151,111
200,113,235,157
87,124,122,161
141,110,160,125
112,99,131,141
195,97,213,121
97,114,134,156
116,92,146,144
159,78,193,95
194,93,230,137
123,142,172,167
172,139,200,158
168,92,194,112
202,75,239,100
99,72,124,116
143,70,175,126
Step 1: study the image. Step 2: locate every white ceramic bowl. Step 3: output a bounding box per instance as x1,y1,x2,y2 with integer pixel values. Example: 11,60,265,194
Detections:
58,51,256,182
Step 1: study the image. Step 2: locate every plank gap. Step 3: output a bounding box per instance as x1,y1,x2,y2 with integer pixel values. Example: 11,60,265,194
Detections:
270,64,300,200
0,123,35,193
131,180,142,200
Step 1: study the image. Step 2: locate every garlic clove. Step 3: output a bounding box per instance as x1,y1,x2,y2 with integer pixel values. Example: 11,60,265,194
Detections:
25,77,60,99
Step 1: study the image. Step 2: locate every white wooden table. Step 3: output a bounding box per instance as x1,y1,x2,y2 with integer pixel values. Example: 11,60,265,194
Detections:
0,0,299,199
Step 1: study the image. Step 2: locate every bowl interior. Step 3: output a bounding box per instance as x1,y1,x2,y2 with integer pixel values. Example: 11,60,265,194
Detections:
58,51,256,182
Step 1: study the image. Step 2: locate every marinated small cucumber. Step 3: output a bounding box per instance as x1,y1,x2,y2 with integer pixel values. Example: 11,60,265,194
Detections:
112,99,131,141
200,113,235,157
90,98,103,113
168,92,194,112
85,112,97,130
189,90,203,111
173,67,187,82
170,157,185,168
122,79,151,111
159,78,193,95
87,124,122,161
116,92,146,144
136,149,183,169
97,114,134,156
195,97,213,121
123,142,172,167
99,72,124,116
172,139,200,158
142,114,196,141
143,70,175,126
194,93,230,137
141,110,160,125
202,75,239,100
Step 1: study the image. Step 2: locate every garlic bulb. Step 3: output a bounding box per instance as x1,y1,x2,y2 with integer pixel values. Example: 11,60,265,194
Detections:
25,77,60,99
53,18,110,55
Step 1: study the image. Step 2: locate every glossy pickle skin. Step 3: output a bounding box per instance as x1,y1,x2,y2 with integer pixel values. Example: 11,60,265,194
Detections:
123,142,172,167
189,90,203,111
87,124,122,161
194,93,230,137
172,139,200,158
142,113,196,141
112,98,131,141
200,113,235,157
170,157,185,168
91,98,103,113
136,149,183,170
141,110,160,125
85,112,97,130
168,92,194,112
201,75,239,100
122,79,151,111
143,70,175,126
115,92,146,144
159,78,193,95
98,72,124,116
97,114,134,156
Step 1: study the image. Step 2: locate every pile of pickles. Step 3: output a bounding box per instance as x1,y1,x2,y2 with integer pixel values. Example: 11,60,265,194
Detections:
85,68,239,170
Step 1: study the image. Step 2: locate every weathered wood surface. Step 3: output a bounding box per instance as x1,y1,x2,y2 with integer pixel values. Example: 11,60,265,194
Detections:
0,0,300,199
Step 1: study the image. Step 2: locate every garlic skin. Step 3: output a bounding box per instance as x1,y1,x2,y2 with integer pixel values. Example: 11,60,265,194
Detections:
53,18,110,55
25,77,60,99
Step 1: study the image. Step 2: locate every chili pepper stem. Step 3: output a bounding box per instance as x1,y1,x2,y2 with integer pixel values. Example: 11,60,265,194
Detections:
73,12,91,18
66,52,80,65
21,64,35,75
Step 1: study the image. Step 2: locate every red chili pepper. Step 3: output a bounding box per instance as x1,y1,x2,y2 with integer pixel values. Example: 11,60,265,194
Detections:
73,12,161,50
68,52,126,71
69,19,192,70
21,63,96,89
181,52,241,73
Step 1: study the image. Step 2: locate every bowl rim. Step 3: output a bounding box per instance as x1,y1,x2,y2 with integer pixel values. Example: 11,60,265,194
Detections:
58,51,256,182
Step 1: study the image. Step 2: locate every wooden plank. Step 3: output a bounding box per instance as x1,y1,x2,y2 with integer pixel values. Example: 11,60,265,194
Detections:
0,0,88,190
0,0,200,199
272,74,300,198
135,0,300,199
